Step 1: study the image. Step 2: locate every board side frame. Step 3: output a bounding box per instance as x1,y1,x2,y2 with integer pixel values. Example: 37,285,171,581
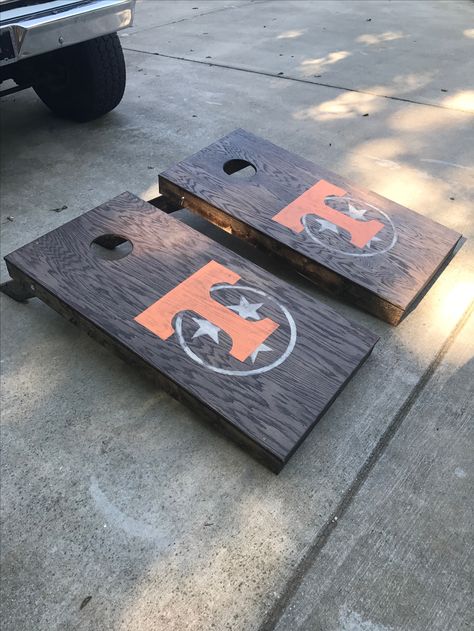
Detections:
159,176,404,324
158,177,463,326
3,259,286,473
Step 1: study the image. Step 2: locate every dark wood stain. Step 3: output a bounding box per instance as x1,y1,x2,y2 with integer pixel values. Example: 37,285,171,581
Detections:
4,193,378,472
159,129,463,324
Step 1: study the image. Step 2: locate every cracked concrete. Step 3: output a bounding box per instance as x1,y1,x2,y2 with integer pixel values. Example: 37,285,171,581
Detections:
1,1,473,630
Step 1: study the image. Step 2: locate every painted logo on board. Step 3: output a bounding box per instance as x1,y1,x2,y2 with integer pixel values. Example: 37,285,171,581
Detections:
272,179,397,257
134,260,296,376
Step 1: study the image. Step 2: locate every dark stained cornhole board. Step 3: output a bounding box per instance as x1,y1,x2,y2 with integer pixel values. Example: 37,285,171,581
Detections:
2,192,378,472
158,129,463,325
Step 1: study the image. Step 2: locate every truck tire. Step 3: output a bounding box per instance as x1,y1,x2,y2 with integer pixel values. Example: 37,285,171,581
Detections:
33,33,126,122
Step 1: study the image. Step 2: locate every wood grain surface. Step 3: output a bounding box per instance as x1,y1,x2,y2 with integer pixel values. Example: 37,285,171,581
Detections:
159,129,463,324
4,193,378,471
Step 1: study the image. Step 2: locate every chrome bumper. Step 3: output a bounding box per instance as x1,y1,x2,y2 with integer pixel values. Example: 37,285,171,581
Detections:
0,0,135,67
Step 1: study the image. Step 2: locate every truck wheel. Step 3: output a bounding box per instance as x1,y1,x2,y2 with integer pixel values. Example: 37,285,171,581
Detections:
33,33,126,122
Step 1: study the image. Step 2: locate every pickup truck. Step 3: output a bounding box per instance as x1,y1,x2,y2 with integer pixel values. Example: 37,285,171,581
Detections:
0,0,136,121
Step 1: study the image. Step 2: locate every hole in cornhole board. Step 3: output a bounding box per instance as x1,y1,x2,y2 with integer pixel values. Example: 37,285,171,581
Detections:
91,234,133,260
223,159,256,179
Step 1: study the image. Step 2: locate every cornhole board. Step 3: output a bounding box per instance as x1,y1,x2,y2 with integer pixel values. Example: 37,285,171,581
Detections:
158,129,463,325
2,192,378,472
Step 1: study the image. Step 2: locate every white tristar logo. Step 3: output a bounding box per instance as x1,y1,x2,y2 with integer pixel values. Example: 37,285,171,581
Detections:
175,285,297,377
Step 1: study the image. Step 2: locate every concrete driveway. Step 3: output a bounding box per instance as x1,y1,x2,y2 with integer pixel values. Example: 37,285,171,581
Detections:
1,1,473,630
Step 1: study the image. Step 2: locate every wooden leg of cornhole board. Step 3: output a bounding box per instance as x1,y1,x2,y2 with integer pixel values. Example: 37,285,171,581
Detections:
0,279,36,302
146,193,184,214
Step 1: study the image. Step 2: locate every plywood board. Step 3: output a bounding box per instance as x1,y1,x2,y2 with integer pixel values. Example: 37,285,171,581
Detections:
159,129,463,324
4,192,378,471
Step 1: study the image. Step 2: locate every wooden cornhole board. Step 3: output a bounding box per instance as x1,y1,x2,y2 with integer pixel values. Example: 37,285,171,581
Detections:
2,192,378,472
159,129,463,324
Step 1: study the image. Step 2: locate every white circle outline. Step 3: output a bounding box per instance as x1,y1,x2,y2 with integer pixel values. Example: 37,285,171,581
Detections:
175,284,297,376
302,196,398,257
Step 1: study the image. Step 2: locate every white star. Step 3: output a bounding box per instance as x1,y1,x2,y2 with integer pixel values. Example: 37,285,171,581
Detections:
366,236,382,249
250,343,273,364
192,318,220,344
227,296,263,320
314,217,339,235
346,203,367,220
